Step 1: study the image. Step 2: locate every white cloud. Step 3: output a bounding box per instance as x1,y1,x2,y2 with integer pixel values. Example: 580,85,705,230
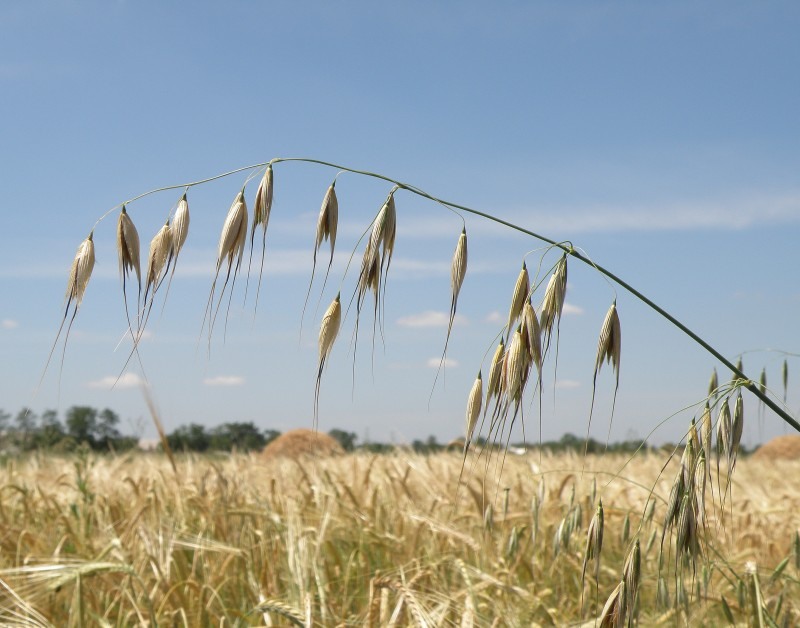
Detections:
87,372,145,390
555,379,580,389
485,311,503,324
203,375,245,387
426,357,459,369
1,319,18,329
562,302,584,316
397,310,467,328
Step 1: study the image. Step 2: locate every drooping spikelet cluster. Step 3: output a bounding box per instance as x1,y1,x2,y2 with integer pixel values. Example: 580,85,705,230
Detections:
461,251,621,460
352,188,397,358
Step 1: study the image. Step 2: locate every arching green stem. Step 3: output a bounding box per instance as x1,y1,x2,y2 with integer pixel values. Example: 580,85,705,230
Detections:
120,155,800,433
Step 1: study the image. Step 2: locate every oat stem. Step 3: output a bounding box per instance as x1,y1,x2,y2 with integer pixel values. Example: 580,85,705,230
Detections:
100,156,799,433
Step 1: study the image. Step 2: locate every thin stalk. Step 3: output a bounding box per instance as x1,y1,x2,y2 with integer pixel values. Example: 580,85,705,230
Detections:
112,156,800,433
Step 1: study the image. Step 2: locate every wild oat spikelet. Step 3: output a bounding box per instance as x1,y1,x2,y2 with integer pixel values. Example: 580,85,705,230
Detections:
314,181,339,269
170,194,190,262
700,403,712,459
521,299,543,377
688,418,700,458
116,206,141,296
622,539,641,615
381,192,397,273
218,190,248,274
540,254,568,353
450,228,468,325
464,371,483,451
247,165,273,310
582,500,605,589
505,262,529,340
66,233,96,311
315,294,342,423
716,398,732,462
594,302,621,389
318,294,342,367
144,222,172,304
158,193,191,309
732,393,744,451
695,449,708,527
253,165,273,235
202,190,249,345
431,228,469,393
708,368,718,399
503,327,526,405
598,580,625,628
484,340,505,417
302,179,340,330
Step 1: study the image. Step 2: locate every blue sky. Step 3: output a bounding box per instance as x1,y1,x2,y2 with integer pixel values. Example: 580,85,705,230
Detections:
1,1,799,446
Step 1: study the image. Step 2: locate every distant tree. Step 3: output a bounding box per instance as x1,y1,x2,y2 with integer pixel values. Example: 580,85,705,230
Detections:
412,435,443,454
210,422,267,452
0,409,11,434
96,408,122,447
66,406,98,447
35,409,65,448
167,423,210,452
14,408,37,450
329,428,357,452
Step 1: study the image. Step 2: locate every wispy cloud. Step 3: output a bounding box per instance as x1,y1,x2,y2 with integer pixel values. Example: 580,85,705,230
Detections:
397,310,467,328
485,310,503,324
203,375,245,387
555,379,580,389
563,302,584,316
87,372,145,390
1,319,18,329
426,357,459,369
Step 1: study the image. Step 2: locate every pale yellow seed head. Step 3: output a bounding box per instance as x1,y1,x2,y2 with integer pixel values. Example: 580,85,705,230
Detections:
521,299,542,374
465,371,482,446
116,206,140,286
540,255,568,347
503,328,525,402
700,403,712,458
716,398,731,459
171,195,190,257
146,223,173,291
318,294,342,362
708,368,718,398
382,193,396,259
451,229,468,304
594,302,621,386
486,340,505,401
218,191,248,271
253,165,273,229
315,183,339,253
732,393,744,451
506,262,529,335
66,233,96,307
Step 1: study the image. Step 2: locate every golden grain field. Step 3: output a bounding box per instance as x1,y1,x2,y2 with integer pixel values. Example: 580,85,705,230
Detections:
0,449,797,627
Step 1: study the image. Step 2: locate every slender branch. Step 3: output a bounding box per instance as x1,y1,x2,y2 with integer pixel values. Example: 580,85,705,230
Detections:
122,156,800,433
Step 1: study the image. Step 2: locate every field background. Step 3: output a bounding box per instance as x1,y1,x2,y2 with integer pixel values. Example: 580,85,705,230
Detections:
0,449,797,627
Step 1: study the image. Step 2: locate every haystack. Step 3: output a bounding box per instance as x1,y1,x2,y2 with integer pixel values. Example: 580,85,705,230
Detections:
752,434,800,461
262,429,344,459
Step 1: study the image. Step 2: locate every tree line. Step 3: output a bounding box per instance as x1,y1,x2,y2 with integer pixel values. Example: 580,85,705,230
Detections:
0,406,665,456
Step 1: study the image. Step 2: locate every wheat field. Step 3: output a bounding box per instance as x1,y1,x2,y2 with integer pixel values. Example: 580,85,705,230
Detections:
0,449,796,626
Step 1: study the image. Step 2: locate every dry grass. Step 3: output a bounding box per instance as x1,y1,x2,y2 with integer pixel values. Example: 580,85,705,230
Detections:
0,450,797,626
